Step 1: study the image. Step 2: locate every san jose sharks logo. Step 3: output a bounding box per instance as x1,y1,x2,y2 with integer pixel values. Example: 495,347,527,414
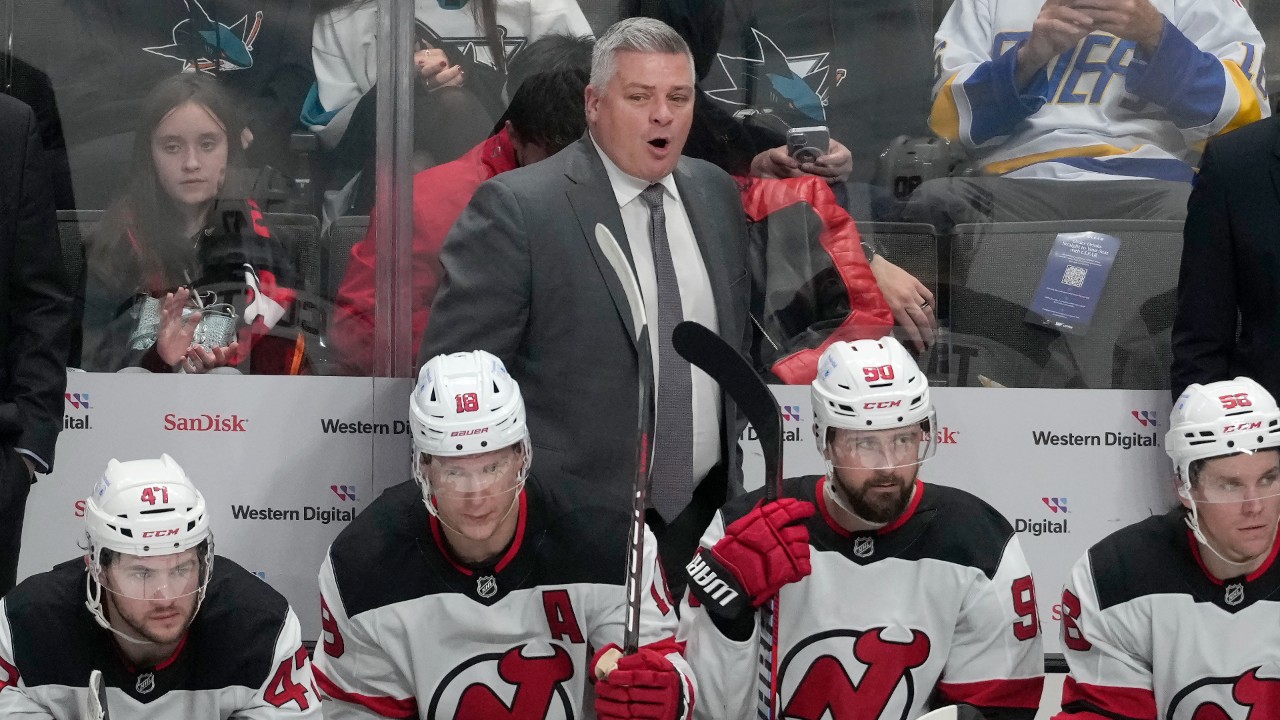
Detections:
144,0,262,73
704,28,829,125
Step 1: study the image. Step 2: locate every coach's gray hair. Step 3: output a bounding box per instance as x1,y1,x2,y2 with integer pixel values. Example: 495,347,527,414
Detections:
589,17,696,90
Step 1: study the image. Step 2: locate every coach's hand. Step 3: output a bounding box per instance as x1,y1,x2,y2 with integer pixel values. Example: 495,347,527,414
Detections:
595,646,684,720
687,498,815,618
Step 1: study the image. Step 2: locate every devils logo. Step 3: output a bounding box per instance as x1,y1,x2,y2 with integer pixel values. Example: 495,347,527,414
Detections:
428,642,576,719
778,626,931,720
1166,667,1280,719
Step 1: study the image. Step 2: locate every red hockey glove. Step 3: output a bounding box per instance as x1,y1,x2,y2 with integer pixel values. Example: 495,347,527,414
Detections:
686,498,814,617
594,646,684,720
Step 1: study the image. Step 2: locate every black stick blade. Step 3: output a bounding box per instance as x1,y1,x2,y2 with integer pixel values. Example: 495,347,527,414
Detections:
671,321,782,501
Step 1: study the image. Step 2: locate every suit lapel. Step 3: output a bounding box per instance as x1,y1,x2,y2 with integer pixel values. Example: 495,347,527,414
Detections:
564,137,642,350
675,160,734,335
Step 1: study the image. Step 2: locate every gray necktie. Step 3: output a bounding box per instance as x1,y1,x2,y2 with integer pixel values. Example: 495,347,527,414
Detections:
640,184,693,522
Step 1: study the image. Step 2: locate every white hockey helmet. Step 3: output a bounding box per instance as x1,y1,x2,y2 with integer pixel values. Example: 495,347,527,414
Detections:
410,351,531,507
1166,377,1280,494
83,455,215,638
811,337,936,466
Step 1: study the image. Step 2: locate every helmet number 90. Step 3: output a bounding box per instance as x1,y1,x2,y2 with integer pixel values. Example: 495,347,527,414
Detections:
863,365,895,383
1220,393,1252,410
140,486,170,506
455,393,480,413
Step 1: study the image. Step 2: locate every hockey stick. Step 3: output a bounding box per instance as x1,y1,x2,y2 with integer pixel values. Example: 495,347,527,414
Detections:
671,320,782,720
85,669,110,720
593,223,656,659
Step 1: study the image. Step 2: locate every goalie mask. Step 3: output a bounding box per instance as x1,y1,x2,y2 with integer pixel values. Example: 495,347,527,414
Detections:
811,337,936,473
83,454,214,643
410,351,531,528
1166,378,1280,563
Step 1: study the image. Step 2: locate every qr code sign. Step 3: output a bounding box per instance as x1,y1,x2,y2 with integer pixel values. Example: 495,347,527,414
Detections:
1061,265,1088,288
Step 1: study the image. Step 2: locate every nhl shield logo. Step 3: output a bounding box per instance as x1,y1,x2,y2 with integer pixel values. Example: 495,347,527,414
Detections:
1225,582,1244,607
477,575,498,599
136,672,155,694
853,536,874,558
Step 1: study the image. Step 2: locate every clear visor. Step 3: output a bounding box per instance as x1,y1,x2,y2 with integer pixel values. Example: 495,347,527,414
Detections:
1186,461,1280,504
97,551,211,601
420,449,524,501
828,420,936,471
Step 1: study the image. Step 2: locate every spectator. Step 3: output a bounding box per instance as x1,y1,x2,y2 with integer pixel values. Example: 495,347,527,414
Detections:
8,0,314,209
81,74,309,375
1172,114,1280,400
0,94,72,595
1055,378,1280,719
913,0,1267,227
304,0,593,214
329,38,592,375
420,17,752,590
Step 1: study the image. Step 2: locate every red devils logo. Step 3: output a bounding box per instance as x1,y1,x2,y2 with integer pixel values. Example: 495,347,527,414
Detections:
427,642,576,719
779,627,931,720
1168,667,1280,719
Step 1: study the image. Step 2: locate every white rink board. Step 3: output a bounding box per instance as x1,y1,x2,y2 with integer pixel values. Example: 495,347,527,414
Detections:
23,376,1172,654
740,386,1176,654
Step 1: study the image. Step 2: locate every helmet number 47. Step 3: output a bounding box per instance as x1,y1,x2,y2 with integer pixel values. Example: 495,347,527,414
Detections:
1220,393,1253,410
140,486,170,506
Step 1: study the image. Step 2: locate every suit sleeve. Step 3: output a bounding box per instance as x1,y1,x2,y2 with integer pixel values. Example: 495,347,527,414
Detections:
586,526,696,719
677,513,758,720
419,177,532,367
935,535,1045,720
1170,138,1236,397
4,100,70,468
1052,553,1156,720
313,554,419,720
0,600,53,718
234,607,324,719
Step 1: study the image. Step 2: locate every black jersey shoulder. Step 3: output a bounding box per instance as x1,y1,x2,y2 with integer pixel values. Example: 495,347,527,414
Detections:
6,556,291,697
1084,509,1246,611
330,476,634,617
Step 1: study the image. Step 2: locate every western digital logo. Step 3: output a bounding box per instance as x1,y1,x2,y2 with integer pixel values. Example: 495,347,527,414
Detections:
1042,497,1068,513
1015,518,1069,535
230,505,355,524
782,405,802,422
331,485,357,502
1031,430,1157,450
320,418,410,435
164,413,247,431
64,393,90,409
1131,410,1159,427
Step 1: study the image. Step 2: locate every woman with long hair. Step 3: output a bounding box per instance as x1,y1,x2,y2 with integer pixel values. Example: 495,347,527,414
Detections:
81,73,309,375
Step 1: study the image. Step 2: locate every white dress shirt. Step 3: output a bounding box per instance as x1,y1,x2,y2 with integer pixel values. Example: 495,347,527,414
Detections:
591,134,722,483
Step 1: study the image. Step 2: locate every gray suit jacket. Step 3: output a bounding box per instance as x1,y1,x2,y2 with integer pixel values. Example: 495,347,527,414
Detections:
421,136,751,507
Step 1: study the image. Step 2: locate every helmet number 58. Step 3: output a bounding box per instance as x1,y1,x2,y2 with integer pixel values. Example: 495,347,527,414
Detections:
1220,393,1252,410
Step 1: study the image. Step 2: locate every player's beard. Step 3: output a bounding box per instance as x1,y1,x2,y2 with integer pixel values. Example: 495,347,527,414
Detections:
838,471,915,525
105,591,196,646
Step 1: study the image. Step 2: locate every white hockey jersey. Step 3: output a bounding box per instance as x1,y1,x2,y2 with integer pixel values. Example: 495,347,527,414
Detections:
1054,509,1280,720
0,556,321,719
680,476,1044,720
313,478,694,720
931,0,1267,181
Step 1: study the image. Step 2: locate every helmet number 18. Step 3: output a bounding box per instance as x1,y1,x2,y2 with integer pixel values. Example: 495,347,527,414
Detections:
455,393,480,413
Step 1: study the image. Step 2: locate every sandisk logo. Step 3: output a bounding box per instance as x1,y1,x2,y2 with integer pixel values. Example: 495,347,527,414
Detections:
164,413,248,432
141,529,180,538
1223,421,1263,434
450,428,488,437
863,401,902,410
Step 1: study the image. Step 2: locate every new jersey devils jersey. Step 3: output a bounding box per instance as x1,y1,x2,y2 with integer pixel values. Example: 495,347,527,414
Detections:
932,0,1267,181
0,556,320,719
680,476,1044,720
1054,509,1280,720
313,478,694,720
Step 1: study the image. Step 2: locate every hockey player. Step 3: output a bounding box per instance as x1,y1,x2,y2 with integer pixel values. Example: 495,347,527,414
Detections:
0,454,321,718
313,350,694,720
680,336,1045,719
1054,377,1280,719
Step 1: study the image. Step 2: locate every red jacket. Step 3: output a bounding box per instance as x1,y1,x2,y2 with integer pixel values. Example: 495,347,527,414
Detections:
329,130,520,373
740,175,894,384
